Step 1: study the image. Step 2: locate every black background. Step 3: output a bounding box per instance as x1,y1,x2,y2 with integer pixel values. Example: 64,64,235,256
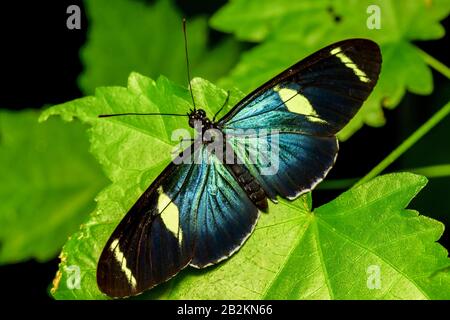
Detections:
0,0,449,300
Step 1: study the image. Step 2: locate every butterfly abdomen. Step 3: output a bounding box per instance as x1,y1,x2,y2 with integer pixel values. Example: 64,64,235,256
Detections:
227,162,268,211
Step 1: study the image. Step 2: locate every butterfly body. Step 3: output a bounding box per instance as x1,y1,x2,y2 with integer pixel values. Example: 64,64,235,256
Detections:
97,39,382,298
187,108,269,210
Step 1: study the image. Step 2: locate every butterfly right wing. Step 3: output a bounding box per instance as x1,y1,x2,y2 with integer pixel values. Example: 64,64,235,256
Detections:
97,142,260,298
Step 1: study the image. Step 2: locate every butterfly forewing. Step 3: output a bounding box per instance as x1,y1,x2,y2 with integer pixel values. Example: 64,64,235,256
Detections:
220,39,381,135
97,159,196,297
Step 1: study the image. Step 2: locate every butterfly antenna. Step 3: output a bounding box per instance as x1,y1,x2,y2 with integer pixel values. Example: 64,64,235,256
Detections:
98,112,189,118
183,18,196,111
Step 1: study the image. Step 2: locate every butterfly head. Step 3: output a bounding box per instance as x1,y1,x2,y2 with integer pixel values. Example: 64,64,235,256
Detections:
188,108,212,131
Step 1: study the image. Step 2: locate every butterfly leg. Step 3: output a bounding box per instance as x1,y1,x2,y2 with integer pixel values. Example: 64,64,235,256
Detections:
213,90,231,122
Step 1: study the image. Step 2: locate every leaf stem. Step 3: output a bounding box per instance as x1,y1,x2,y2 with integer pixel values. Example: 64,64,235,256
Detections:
410,164,450,178
354,101,450,187
417,48,450,79
319,164,450,190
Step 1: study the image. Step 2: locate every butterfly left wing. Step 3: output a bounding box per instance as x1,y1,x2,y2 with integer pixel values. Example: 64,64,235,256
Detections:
220,39,381,200
97,144,259,298
97,157,197,298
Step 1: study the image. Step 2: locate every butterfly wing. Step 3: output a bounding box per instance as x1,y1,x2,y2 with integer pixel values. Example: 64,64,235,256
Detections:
221,39,381,199
97,158,197,298
188,147,260,268
220,39,381,134
97,143,259,298
226,132,338,200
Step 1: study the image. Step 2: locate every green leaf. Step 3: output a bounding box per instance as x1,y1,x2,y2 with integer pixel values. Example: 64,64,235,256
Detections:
210,0,331,42
212,0,450,139
0,110,108,263
147,173,450,300
79,0,241,95
41,73,449,299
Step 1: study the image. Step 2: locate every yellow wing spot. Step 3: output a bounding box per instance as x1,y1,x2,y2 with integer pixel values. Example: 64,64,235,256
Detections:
330,47,370,83
110,239,137,289
157,186,183,245
276,87,326,124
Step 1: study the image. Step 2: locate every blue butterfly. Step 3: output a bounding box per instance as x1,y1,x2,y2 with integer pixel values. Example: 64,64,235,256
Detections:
97,39,381,298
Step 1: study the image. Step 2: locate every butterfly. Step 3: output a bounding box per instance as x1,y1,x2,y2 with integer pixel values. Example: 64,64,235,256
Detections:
97,39,382,298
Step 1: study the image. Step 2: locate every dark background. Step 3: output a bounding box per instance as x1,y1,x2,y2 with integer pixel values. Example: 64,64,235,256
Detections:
0,0,449,300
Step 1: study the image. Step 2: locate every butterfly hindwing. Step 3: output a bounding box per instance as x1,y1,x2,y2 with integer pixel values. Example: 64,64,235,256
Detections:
97,145,260,297
227,132,338,200
189,147,260,267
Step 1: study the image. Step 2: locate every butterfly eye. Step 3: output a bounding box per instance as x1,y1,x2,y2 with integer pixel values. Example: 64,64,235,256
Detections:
198,109,206,117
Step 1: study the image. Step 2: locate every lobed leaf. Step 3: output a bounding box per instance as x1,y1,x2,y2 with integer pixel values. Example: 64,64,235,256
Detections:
41,74,449,299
